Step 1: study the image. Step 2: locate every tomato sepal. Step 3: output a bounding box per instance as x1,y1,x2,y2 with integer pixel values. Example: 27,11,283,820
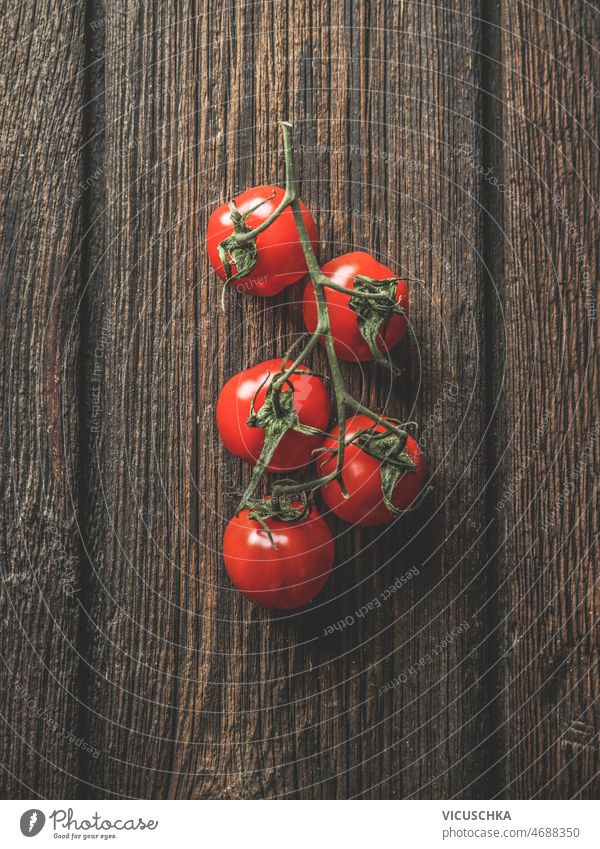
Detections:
237,371,330,516
350,425,418,514
243,366,329,484
217,192,277,308
349,274,407,373
248,373,328,437
245,488,312,548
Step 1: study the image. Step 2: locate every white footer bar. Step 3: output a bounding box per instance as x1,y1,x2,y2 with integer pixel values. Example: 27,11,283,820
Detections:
1,800,598,848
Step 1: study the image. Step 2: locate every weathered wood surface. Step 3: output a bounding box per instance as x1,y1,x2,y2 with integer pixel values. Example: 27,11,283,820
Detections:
497,1,600,799
0,0,598,799
0,2,85,797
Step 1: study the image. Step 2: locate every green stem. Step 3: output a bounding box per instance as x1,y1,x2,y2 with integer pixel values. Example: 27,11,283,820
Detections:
322,278,396,300
235,121,412,511
237,437,282,512
234,126,299,246
235,195,294,245
272,330,323,392
344,397,405,435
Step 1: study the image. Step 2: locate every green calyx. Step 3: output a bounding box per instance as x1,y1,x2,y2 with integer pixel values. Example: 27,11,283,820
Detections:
246,488,311,547
218,204,258,284
248,371,325,441
235,368,327,516
349,274,406,373
218,192,277,309
351,424,417,515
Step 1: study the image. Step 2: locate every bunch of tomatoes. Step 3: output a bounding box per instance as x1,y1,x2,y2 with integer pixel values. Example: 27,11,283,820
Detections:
206,125,427,611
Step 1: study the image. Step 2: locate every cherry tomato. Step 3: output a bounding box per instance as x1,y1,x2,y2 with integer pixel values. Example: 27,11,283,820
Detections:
216,358,330,472
223,503,334,609
317,414,425,527
207,185,318,296
303,252,409,362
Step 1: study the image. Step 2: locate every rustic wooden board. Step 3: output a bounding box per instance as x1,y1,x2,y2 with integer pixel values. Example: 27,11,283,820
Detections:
1,0,598,801
79,0,495,799
0,2,86,797
80,0,201,797
498,1,600,798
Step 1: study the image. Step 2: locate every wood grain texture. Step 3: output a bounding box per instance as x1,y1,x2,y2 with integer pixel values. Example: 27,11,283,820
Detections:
498,1,600,798
0,2,86,797
80,0,200,797
79,0,495,799
0,0,598,800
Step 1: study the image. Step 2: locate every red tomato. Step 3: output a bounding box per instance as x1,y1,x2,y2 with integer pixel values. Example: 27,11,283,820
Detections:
303,252,409,362
207,185,318,296
317,414,425,527
216,358,330,472
223,503,334,609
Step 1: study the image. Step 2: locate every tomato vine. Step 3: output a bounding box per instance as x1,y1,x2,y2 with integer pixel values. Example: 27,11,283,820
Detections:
216,121,425,525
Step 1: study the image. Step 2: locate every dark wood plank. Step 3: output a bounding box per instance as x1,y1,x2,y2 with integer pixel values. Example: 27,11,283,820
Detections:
81,0,200,797
0,2,86,797
82,0,496,799
5,0,596,802
343,0,495,799
498,1,600,798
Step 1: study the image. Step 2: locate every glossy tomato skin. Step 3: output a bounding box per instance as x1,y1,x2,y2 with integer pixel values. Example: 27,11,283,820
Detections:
216,358,330,472
207,185,318,296
303,252,409,361
317,415,425,527
223,505,334,609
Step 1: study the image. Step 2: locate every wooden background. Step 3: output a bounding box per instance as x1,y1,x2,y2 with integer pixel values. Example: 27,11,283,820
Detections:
1,0,598,799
